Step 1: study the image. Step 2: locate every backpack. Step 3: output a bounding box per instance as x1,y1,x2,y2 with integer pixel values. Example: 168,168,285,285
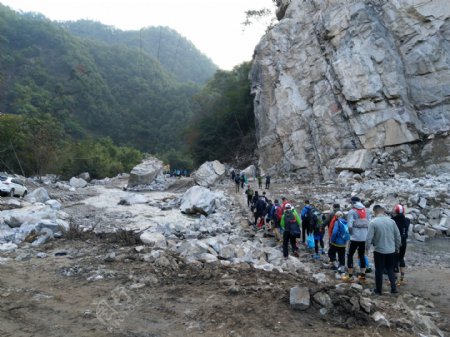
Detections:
311,208,323,231
337,218,350,241
303,206,312,223
354,208,369,228
284,210,300,234
256,198,267,214
275,205,283,221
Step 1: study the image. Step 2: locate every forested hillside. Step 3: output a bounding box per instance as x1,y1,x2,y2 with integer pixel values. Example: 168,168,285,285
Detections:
187,62,256,166
0,4,256,177
61,20,217,84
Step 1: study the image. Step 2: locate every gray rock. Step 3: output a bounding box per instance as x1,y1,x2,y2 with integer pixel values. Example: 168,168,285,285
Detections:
78,172,90,181
313,292,333,308
127,157,164,188
45,199,61,210
192,161,226,187
414,233,427,242
425,228,437,238
118,194,148,206
140,232,167,249
290,287,310,310
359,297,372,313
69,177,87,188
25,187,50,203
0,242,17,252
180,186,222,215
372,311,390,327
335,150,372,173
418,197,428,209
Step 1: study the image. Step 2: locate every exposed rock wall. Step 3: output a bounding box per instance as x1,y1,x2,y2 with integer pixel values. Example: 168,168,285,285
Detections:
251,0,450,179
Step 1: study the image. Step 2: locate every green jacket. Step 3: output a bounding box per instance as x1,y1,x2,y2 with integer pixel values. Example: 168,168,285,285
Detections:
280,209,301,230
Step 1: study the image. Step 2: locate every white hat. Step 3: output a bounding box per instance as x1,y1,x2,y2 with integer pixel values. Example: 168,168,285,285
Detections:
285,203,292,209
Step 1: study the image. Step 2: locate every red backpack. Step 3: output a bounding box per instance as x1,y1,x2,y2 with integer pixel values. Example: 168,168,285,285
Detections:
355,208,367,219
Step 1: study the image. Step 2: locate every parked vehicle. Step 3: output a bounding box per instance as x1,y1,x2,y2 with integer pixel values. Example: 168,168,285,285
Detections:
0,176,28,197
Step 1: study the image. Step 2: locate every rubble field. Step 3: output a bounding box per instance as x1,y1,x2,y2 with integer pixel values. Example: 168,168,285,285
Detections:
0,172,449,337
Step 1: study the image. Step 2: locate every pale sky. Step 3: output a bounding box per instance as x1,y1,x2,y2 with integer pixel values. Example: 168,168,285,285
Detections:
1,0,275,70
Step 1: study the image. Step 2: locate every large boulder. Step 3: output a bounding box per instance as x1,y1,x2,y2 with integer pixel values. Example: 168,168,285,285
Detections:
128,157,164,188
24,187,50,203
334,149,372,173
180,186,221,215
240,165,256,179
69,177,88,188
192,161,226,187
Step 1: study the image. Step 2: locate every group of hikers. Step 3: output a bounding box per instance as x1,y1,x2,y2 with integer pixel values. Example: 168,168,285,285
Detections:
242,186,410,295
231,170,270,192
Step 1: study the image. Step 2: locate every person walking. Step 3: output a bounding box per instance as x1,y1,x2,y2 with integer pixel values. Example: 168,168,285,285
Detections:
342,196,370,283
265,175,271,189
300,200,313,245
257,175,263,189
392,204,410,285
245,185,254,207
271,199,283,242
311,206,325,259
328,211,350,273
254,194,267,228
234,174,241,193
280,204,301,258
366,205,401,295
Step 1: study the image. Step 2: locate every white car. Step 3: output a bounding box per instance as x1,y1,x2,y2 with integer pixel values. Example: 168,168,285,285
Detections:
0,176,28,197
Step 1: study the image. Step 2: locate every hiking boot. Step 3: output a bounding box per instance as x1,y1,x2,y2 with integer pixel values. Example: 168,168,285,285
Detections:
331,265,338,271
357,275,368,284
320,249,326,255
342,274,356,283
293,251,299,258
366,267,373,273
313,254,321,260
391,288,398,294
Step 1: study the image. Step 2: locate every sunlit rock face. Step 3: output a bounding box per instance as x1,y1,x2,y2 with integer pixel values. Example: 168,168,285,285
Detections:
251,0,450,179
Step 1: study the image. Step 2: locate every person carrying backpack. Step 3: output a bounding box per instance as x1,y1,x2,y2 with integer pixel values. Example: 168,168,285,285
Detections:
392,204,410,285
240,174,245,189
325,204,341,229
311,207,325,259
254,195,267,227
328,211,350,273
271,199,283,242
342,196,371,283
301,200,313,245
280,204,301,258
234,174,241,193
245,185,254,207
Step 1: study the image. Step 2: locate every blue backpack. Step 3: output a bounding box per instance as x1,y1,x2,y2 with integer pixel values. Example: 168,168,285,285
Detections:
337,218,350,241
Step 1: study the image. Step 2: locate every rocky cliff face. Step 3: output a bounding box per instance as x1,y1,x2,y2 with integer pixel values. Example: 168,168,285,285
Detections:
251,0,450,179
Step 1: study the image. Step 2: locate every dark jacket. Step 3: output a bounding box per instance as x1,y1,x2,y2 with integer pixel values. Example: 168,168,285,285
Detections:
392,214,410,245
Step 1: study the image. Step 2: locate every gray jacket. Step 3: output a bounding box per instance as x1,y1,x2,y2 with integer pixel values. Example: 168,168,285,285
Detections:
366,215,401,254
347,202,371,242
